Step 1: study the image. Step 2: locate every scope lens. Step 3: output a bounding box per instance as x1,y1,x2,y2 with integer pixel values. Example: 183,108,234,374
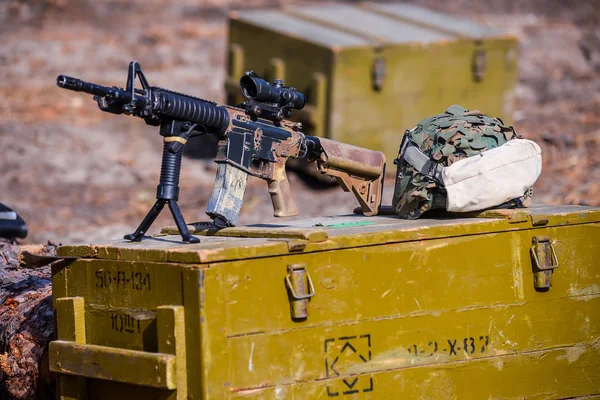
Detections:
240,75,258,100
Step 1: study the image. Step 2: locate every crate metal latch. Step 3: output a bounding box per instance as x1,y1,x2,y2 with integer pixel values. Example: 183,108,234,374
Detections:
372,55,386,91
285,263,315,320
472,41,487,82
531,236,559,291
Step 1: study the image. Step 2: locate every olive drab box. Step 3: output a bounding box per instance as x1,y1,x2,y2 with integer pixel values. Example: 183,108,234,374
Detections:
50,207,600,399
226,3,518,165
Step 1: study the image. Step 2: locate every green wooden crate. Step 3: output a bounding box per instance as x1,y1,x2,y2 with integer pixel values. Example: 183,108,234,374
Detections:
226,3,518,165
50,205,600,399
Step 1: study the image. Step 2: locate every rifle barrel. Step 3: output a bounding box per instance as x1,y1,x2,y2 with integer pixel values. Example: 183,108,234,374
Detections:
56,75,230,131
56,75,130,102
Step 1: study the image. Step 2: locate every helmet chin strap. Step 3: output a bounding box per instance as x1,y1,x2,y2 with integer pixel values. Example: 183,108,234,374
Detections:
401,141,445,184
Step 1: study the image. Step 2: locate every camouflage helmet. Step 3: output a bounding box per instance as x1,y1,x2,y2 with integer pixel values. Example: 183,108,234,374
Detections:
393,105,518,219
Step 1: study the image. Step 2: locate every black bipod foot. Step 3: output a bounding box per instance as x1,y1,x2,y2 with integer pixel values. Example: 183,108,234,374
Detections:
168,200,200,244
124,199,166,242
123,233,142,242
182,235,201,244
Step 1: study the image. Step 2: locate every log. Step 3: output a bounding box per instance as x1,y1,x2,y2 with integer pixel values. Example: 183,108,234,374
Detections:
0,239,56,399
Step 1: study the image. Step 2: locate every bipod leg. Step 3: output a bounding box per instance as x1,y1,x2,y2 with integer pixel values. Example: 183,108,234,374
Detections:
124,199,166,241
125,121,198,243
168,200,200,243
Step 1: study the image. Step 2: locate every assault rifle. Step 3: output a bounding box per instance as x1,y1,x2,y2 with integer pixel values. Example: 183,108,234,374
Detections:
57,62,385,243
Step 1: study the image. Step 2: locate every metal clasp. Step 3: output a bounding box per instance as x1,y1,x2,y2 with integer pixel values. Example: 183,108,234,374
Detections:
372,56,386,91
472,42,487,82
531,236,559,291
285,264,315,320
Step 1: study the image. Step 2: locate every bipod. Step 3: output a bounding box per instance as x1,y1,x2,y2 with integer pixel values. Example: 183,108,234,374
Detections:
125,121,200,243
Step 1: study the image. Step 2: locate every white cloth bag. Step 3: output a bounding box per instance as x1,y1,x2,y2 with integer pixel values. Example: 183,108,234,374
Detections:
442,139,542,212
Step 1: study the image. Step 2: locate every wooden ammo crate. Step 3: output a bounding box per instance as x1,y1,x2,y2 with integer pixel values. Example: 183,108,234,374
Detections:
50,205,600,399
226,3,518,165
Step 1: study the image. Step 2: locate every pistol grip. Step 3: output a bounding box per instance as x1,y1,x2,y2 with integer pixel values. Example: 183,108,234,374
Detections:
267,165,299,217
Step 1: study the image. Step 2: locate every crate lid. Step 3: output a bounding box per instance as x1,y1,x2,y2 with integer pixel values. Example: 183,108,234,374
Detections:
230,3,504,49
57,205,600,264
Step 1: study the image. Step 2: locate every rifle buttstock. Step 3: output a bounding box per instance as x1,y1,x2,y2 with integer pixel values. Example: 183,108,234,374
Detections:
316,138,386,216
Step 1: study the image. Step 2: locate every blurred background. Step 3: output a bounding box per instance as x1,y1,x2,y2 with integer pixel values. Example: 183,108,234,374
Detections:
1,0,599,244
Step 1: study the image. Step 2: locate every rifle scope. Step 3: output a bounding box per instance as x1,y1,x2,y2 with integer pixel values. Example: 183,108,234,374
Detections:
240,71,305,110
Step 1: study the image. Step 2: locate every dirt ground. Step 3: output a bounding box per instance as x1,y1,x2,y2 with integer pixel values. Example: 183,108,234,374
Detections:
0,0,599,245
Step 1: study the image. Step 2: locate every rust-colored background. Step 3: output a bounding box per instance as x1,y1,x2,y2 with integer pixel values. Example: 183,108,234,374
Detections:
1,0,599,244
